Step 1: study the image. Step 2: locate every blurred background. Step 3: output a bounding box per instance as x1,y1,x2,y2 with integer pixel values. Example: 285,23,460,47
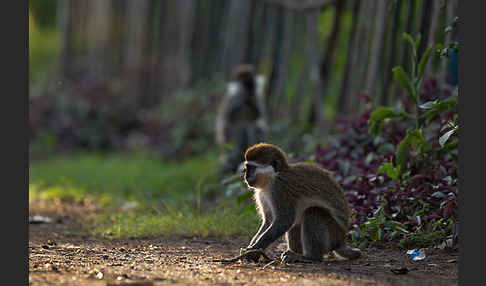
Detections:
29,0,459,247
29,0,458,157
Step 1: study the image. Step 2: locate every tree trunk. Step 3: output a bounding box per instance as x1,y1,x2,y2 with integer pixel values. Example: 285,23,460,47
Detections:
417,0,433,59
318,0,345,95
425,0,444,77
348,0,376,112
221,0,253,78
190,1,212,83
292,14,311,123
268,8,295,120
245,0,264,65
86,0,112,67
174,0,195,89
401,0,418,65
207,0,229,77
393,0,417,102
124,0,149,70
57,0,73,78
262,5,281,101
439,0,459,85
363,0,387,103
70,1,89,57
122,0,150,106
251,2,271,70
305,9,322,129
158,0,195,97
337,0,361,114
150,0,171,105
310,0,345,132
138,0,160,107
380,0,402,106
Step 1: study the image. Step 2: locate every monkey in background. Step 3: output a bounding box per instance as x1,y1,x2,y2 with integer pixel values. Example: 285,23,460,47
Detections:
216,64,268,177
241,143,361,263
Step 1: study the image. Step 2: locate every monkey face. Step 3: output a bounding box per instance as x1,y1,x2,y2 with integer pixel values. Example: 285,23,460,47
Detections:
243,161,275,189
243,161,258,187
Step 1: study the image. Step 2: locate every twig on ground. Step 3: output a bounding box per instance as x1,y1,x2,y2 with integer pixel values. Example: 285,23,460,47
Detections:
262,259,281,269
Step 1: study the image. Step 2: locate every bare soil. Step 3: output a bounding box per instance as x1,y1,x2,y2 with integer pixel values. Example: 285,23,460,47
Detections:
29,199,459,286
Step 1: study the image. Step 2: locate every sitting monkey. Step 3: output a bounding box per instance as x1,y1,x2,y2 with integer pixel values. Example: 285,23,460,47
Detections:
216,64,267,177
242,143,361,263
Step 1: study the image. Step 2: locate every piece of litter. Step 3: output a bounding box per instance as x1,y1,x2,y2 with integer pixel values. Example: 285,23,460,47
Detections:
406,249,426,261
29,215,52,224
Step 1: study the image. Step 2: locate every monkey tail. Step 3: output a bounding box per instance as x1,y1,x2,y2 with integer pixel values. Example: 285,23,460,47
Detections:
334,245,361,260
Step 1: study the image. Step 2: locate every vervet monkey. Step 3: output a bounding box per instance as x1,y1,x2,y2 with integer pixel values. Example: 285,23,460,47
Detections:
216,64,267,177
242,143,361,263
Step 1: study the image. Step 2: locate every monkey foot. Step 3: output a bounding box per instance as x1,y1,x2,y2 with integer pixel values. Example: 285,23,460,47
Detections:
280,250,320,264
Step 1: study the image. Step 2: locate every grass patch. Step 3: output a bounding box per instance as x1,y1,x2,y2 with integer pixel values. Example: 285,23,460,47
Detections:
29,150,218,206
95,205,259,238
29,150,260,238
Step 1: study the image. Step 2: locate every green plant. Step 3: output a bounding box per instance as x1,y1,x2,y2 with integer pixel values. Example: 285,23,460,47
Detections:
399,218,455,248
353,29,459,248
356,201,409,248
436,16,459,58
369,33,457,181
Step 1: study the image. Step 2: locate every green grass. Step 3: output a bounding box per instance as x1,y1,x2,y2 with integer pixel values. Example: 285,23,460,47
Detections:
30,151,217,205
95,206,259,238
29,150,260,238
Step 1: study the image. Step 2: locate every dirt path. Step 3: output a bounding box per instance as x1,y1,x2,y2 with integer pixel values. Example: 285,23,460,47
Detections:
29,200,459,286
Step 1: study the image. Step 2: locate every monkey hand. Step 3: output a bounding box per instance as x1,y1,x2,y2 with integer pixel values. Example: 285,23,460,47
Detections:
239,247,249,255
240,247,265,263
281,250,316,264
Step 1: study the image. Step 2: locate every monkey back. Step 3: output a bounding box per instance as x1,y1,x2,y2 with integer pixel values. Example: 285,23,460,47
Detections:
276,162,351,233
